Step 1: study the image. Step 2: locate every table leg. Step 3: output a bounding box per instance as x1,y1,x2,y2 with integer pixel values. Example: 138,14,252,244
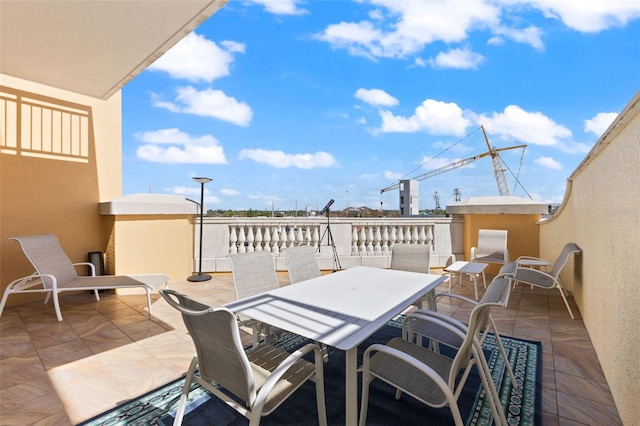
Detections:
345,347,358,425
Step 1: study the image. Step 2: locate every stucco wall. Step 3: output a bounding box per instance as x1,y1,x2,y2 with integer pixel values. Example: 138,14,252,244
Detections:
0,75,122,306
539,93,639,424
462,213,541,275
107,215,193,284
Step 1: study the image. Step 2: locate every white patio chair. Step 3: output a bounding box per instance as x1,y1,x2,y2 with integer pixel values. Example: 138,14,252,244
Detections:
471,229,509,266
283,245,321,284
227,251,281,346
513,242,581,319
390,243,432,308
406,276,517,387
159,289,327,426
360,295,509,426
0,234,168,321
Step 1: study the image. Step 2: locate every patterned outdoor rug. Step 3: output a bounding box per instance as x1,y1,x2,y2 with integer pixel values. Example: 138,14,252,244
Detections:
78,317,541,426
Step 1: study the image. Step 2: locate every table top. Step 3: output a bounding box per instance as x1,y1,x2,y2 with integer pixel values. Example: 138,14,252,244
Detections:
445,260,488,274
225,266,446,351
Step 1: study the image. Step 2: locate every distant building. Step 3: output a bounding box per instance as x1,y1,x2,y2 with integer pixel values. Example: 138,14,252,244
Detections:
399,179,419,217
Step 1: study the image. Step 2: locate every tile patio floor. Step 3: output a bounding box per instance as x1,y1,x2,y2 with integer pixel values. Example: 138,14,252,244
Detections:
0,269,622,425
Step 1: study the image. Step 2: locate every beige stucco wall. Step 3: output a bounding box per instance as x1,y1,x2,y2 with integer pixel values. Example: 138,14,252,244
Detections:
539,93,639,424
0,75,122,306
461,213,541,275
106,215,194,284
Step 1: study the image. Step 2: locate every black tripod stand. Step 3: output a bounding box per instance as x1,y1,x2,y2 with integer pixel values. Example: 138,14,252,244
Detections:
318,199,341,272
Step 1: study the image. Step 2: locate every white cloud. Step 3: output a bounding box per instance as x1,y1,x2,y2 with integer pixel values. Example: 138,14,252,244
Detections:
314,1,639,61
314,1,500,59
584,112,618,135
479,105,572,146
153,86,253,126
238,149,338,169
492,25,544,50
354,88,399,106
384,170,403,179
148,33,245,82
221,188,240,196
379,99,471,136
523,0,640,32
136,128,227,164
534,156,563,170
428,46,485,69
248,0,308,15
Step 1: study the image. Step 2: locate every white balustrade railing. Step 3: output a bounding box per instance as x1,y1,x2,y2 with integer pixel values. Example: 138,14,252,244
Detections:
195,216,463,273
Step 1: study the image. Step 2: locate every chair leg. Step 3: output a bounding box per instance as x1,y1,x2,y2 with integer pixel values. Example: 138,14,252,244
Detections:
358,373,372,426
487,318,517,387
144,287,152,317
52,291,63,322
173,357,198,426
556,286,575,319
0,290,10,317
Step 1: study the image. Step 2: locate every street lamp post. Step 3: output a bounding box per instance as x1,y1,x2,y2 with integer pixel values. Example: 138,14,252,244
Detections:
187,177,212,282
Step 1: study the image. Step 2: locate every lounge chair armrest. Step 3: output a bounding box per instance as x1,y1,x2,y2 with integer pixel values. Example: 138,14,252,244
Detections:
7,272,56,292
516,255,547,265
504,248,510,263
470,246,478,260
73,261,96,276
253,342,324,412
515,266,556,283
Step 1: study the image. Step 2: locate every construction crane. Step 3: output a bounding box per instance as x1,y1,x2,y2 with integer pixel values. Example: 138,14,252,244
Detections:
380,125,526,196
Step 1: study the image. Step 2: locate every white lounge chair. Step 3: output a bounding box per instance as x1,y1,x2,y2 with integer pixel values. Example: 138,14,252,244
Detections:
0,234,169,321
514,242,581,319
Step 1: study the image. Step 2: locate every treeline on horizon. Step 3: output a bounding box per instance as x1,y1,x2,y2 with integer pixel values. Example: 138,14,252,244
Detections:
206,206,448,218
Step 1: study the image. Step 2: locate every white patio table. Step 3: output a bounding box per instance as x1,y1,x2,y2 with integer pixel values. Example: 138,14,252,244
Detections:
225,265,447,425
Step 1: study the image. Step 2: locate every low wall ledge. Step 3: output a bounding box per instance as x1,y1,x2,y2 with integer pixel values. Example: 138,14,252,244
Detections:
99,193,198,215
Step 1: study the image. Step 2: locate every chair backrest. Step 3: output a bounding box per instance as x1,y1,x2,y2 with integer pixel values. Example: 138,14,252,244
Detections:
283,245,321,284
476,229,508,259
390,243,431,274
550,243,580,278
11,234,79,287
159,289,255,404
227,251,279,300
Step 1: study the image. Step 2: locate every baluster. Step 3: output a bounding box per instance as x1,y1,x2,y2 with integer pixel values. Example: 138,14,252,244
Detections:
381,225,390,253
352,226,359,255
396,226,404,246
373,225,382,253
238,226,247,253
358,226,366,254
287,225,296,248
304,225,312,245
254,226,263,251
296,225,304,245
263,226,271,253
418,225,426,244
366,226,374,254
411,226,419,244
312,225,320,248
404,225,412,243
229,226,238,254
246,226,255,252
425,225,434,249
272,226,280,255
390,225,397,251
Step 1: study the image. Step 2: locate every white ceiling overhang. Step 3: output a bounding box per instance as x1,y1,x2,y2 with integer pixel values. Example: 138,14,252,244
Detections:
0,0,228,100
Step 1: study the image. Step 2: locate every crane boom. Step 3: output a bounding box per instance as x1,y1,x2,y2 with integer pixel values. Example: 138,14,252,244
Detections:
380,126,526,195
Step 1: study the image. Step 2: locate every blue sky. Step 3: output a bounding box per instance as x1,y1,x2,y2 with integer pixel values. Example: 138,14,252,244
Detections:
122,0,640,212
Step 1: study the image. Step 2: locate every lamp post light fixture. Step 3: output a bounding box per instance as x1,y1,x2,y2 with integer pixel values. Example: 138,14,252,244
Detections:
188,177,212,282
